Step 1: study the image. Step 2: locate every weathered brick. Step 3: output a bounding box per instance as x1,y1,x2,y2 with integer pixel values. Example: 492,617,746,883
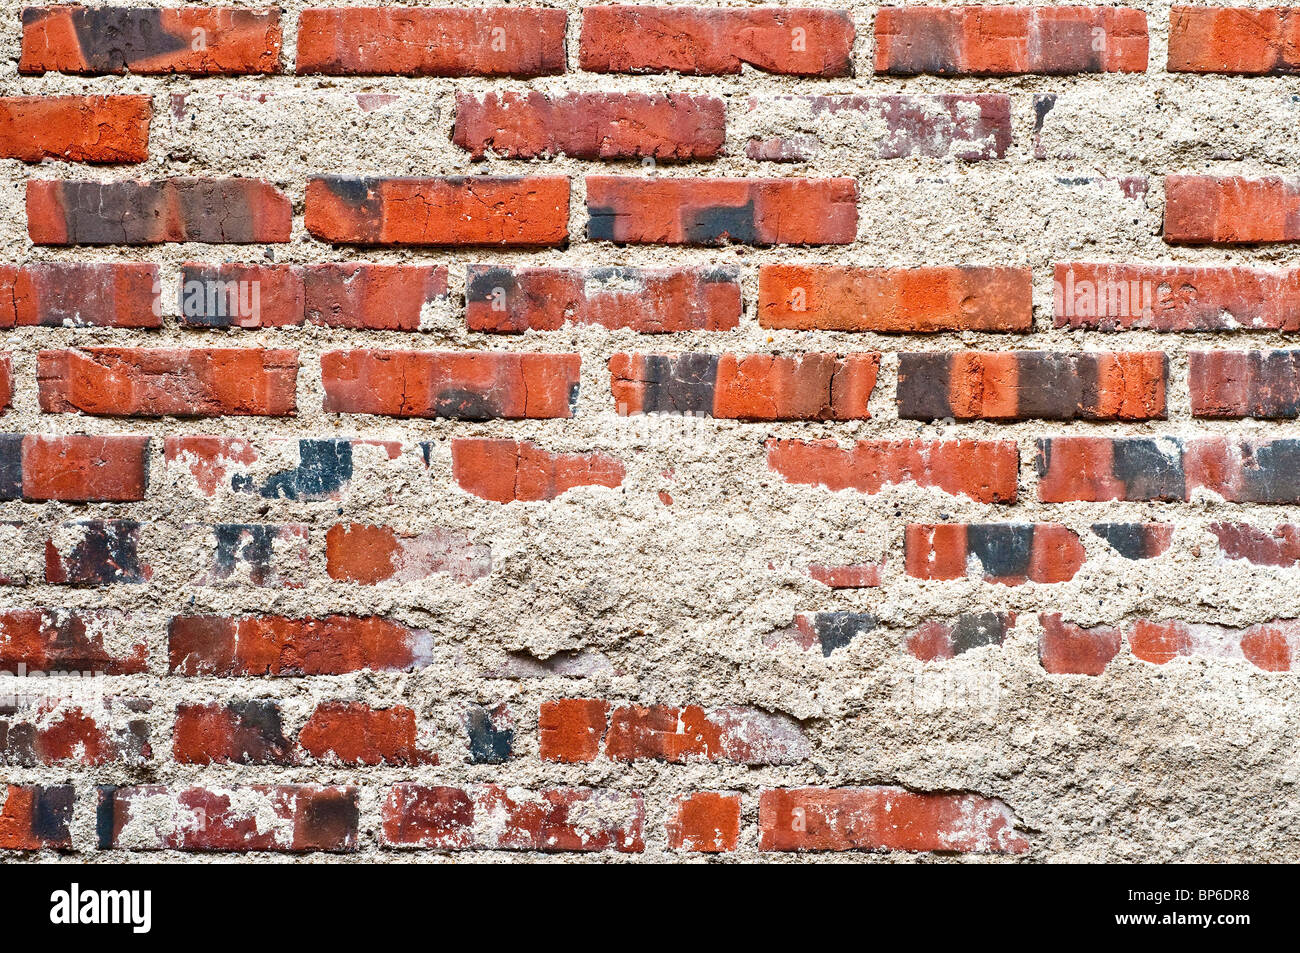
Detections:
21,6,282,75
0,784,73,849
588,176,856,245
1190,350,1300,418
745,94,1012,162
759,265,1032,331
580,6,854,76
451,439,624,503
767,438,1018,504
667,792,741,852
907,612,1017,660
195,523,308,588
0,435,150,502
538,698,608,763
604,705,808,764
1128,618,1300,671
296,7,566,76
0,698,150,766
1168,6,1300,74
168,615,432,676
45,519,149,585
305,176,569,246
0,608,148,674
875,6,1148,76
178,263,302,328
759,787,1029,853
27,178,291,244
1054,263,1300,331
39,347,298,417
898,351,1167,421
168,436,404,502
381,784,644,852
455,92,724,160
610,352,878,420
777,612,878,656
466,265,740,333
0,263,160,328
0,95,150,162
1036,436,1300,503
1164,175,1300,244
325,523,491,584
321,350,579,419
905,523,1085,584
97,785,359,851
1038,614,1122,675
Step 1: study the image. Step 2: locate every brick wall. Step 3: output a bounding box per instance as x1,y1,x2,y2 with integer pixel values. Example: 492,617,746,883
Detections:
0,1,1296,862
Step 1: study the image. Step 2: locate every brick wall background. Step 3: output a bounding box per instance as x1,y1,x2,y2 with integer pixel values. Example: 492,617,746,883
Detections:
0,0,1298,861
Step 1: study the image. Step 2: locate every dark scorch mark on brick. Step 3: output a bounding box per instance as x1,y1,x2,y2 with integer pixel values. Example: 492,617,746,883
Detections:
46,519,148,584
684,201,758,245
1090,523,1173,560
31,784,74,845
236,439,353,500
907,612,1016,660
463,704,513,764
966,524,1034,578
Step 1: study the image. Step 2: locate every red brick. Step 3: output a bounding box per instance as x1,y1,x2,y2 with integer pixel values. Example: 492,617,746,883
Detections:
305,176,568,246
898,351,1167,421
0,95,150,162
905,523,1085,584
168,614,433,676
38,347,297,418
604,705,808,764
381,784,644,852
759,787,1029,853
162,435,258,497
0,784,72,849
1164,174,1300,244
1038,614,1122,675
0,354,10,412
1129,619,1299,671
0,608,148,674
610,352,878,420
1054,263,1300,331
588,176,856,245
97,785,358,851
325,523,491,585
296,7,566,76
11,435,150,502
179,263,302,328
21,6,282,75
808,563,884,588
297,702,435,766
875,6,1148,76
539,698,608,763
1035,436,1300,503
466,265,740,333
667,792,741,852
1211,522,1300,567
580,5,854,76
303,264,448,330
452,438,624,503
767,438,1018,504
745,93,1012,162
0,263,160,328
173,701,291,765
321,350,579,419
1168,6,1300,74
759,265,1032,331
454,92,724,160
27,178,291,244
1189,350,1300,418
0,698,150,766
